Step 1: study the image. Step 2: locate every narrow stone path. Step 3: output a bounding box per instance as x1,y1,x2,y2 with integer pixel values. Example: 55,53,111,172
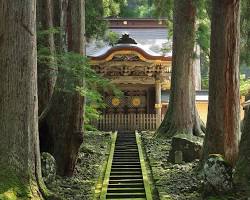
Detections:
104,132,148,199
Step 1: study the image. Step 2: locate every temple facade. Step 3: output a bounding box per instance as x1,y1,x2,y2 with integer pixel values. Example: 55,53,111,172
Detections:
88,19,208,131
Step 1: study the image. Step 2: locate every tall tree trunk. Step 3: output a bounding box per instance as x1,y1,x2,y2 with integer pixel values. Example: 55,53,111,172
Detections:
157,0,204,137
202,0,240,166
37,0,57,124
234,105,250,193
42,0,85,176
0,1,48,199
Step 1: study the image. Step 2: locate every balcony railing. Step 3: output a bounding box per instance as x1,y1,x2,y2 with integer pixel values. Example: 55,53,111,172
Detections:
91,113,164,131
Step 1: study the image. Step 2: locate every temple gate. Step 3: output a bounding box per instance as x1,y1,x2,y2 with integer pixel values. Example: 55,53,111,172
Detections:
90,34,172,131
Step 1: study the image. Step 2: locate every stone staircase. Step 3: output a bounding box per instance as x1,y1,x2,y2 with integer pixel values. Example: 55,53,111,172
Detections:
106,132,146,199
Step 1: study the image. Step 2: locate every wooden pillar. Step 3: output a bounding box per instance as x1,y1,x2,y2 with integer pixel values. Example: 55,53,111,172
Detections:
155,80,162,128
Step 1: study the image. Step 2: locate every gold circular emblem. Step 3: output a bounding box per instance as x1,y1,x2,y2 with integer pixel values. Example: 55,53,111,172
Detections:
112,97,120,107
132,97,141,107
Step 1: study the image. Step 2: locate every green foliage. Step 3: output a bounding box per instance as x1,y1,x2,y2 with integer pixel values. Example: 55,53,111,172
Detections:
119,0,154,18
85,0,126,39
240,75,250,96
37,29,122,131
137,4,155,18
195,0,211,61
153,0,173,19
0,169,31,200
104,31,120,46
240,0,250,65
196,19,210,56
201,76,209,90
56,53,122,130
86,0,107,39
103,0,126,17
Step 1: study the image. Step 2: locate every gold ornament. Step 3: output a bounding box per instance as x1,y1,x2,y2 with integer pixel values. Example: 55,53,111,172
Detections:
155,103,162,109
112,97,120,107
132,97,141,107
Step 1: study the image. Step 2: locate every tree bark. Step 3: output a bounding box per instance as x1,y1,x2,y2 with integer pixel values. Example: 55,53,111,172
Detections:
156,0,204,137
0,1,47,199
42,0,85,176
234,105,250,193
37,0,57,117
201,0,240,166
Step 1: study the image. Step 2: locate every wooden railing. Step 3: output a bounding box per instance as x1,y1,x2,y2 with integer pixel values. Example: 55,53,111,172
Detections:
91,114,164,131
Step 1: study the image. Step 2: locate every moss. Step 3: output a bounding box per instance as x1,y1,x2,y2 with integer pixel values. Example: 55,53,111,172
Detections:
208,154,231,167
37,177,61,200
0,168,61,200
0,169,35,200
174,133,203,145
207,197,225,200
46,131,112,199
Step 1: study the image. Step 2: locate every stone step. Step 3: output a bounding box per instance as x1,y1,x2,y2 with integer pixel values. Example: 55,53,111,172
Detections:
112,161,140,164
112,165,141,168
109,175,143,180
110,171,142,176
113,158,140,161
106,192,146,199
111,168,141,171
115,148,138,150
107,188,145,193
114,151,139,153
113,156,140,159
109,179,144,184
116,136,136,138
108,183,144,188
116,143,137,144
114,150,138,152
112,160,140,164
113,156,140,158
116,139,136,141
115,145,137,148
112,163,140,165
116,142,136,144
113,159,140,162
112,165,141,169
115,145,138,147
116,144,137,145
112,162,141,164
113,155,139,158
114,152,139,156
101,132,150,200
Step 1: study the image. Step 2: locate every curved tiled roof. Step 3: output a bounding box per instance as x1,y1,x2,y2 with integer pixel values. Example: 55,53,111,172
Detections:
86,28,172,57
89,43,171,62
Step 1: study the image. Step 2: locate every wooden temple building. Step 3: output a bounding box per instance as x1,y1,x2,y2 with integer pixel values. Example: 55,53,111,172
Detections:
87,18,209,131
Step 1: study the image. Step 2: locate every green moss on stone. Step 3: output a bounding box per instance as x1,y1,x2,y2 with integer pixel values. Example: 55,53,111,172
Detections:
37,177,61,200
173,134,203,145
0,168,59,200
0,169,31,200
207,197,225,200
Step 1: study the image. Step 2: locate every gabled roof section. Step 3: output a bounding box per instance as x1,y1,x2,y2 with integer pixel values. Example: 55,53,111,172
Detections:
90,34,171,63
89,43,171,63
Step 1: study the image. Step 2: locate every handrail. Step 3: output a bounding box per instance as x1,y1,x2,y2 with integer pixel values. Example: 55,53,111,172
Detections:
136,131,153,200
100,132,117,200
